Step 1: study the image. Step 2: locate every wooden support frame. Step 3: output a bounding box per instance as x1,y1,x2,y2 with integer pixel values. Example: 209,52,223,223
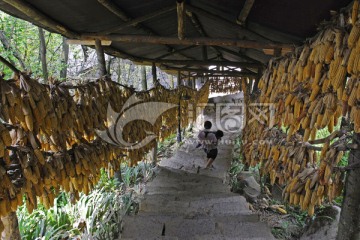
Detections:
66,39,112,46
237,0,255,26
100,6,176,35
95,39,107,77
81,34,294,51
97,0,130,21
3,0,79,38
153,59,261,68
97,0,195,61
162,66,257,77
185,4,271,43
155,45,197,59
214,46,262,64
177,0,185,40
185,10,223,59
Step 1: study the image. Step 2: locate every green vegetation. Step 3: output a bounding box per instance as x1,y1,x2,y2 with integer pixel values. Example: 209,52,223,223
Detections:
17,163,155,239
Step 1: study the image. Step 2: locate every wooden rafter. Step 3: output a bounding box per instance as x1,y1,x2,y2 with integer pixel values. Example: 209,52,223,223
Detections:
99,6,176,35
237,0,255,26
214,46,261,64
155,46,198,60
81,34,295,51
185,10,223,59
97,0,195,60
185,4,272,43
177,0,185,40
97,0,130,21
3,0,79,38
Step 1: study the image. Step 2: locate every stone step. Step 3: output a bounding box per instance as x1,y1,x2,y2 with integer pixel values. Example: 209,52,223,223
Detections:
121,215,273,239
139,195,249,215
139,198,251,217
144,184,230,196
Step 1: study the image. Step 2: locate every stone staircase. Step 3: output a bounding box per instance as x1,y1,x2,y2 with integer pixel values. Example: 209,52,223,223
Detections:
120,108,274,239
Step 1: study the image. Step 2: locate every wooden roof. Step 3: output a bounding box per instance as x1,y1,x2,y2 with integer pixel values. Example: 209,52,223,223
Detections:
0,0,353,77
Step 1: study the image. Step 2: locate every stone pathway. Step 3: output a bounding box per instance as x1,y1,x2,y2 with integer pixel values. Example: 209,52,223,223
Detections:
120,110,274,239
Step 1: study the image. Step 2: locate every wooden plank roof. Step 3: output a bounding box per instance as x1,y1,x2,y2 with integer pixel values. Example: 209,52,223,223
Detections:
0,0,353,76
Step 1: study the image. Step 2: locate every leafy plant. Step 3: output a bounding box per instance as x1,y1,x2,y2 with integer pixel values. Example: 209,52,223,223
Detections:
17,162,155,239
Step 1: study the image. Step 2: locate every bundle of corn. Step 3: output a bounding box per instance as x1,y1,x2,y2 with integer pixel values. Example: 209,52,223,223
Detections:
0,139,125,217
241,2,360,214
0,72,210,224
209,77,245,94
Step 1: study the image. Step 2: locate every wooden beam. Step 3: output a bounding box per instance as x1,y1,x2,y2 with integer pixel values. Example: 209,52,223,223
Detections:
177,1,185,40
66,39,112,46
99,6,176,34
185,4,272,43
161,66,257,76
82,34,294,51
97,0,130,21
191,73,255,78
152,59,260,68
237,0,255,26
3,0,79,38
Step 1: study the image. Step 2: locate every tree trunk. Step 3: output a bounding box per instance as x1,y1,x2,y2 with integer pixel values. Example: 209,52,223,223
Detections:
141,65,147,91
1,212,21,240
94,39,107,78
60,37,69,79
38,27,48,82
336,133,360,240
0,30,27,71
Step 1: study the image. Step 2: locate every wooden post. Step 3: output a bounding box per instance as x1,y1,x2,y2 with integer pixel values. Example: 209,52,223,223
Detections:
151,141,158,166
177,71,181,87
336,133,360,240
252,66,262,94
202,46,208,61
1,212,21,240
141,65,147,91
170,75,175,89
95,39,107,77
152,62,157,85
177,0,185,40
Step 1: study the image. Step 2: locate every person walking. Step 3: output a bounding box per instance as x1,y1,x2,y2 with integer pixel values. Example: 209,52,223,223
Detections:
197,121,224,169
